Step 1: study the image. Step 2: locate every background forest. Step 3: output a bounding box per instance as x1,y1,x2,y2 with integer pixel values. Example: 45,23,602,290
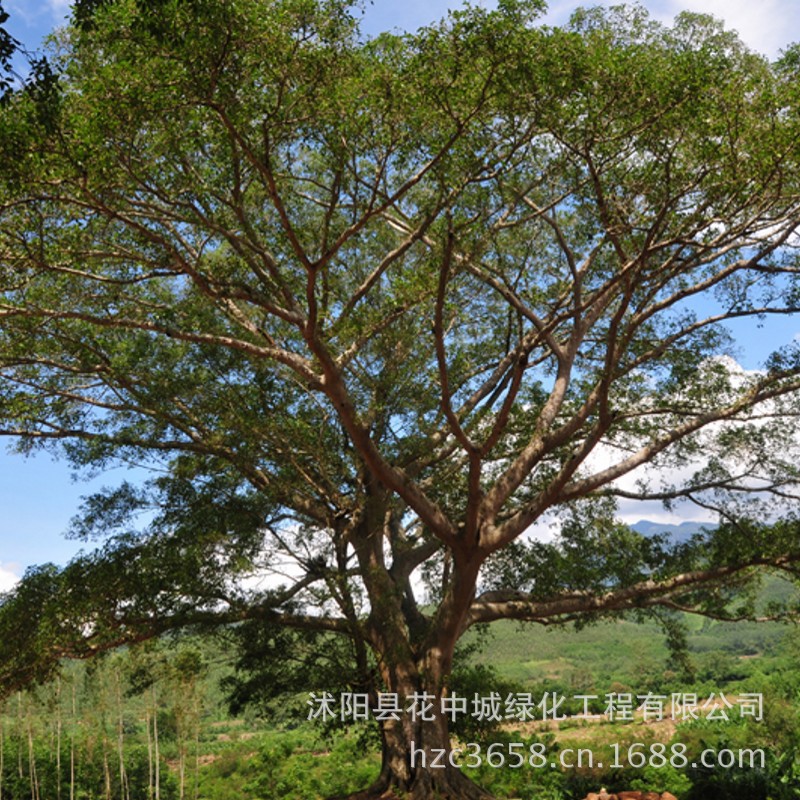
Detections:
4,575,800,800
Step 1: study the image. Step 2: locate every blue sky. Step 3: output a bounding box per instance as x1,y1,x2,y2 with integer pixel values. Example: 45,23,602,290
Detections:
5,0,799,55
1,0,799,589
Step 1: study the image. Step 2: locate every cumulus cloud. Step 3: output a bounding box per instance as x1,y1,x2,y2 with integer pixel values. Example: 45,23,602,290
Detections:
0,563,20,594
46,0,71,19
6,0,68,34
540,0,797,58
584,356,797,529
665,0,795,58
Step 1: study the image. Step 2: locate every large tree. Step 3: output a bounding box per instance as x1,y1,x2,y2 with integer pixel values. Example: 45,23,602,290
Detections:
3,1,800,797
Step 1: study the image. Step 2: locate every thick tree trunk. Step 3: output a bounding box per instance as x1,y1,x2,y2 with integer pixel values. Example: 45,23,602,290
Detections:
333,710,493,800
339,489,492,798
362,715,494,800
335,648,494,800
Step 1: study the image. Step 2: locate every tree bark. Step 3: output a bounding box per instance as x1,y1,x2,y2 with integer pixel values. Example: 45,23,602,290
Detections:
356,617,493,798
356,713,494,800
0,702,4,800
70,683,76,800
336,489,494,799
115,672,128,800
331,679,494,800
55,678,62,800
152,687,160,800
26,705,40,800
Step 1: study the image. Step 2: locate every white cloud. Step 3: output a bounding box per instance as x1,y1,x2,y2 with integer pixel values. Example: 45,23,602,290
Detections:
540,0,797,58
11,1,799,60
664,0,796,58
0,563,20,594
575,356,790,527
46,0,72,21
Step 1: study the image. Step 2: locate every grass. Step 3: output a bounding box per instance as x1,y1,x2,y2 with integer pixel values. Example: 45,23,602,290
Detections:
466,592,795,695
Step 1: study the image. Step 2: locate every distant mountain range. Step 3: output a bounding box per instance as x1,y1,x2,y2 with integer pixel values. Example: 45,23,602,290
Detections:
630,519,715,544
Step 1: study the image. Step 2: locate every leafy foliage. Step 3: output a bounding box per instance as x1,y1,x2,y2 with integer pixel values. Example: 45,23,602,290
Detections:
2,1,800,796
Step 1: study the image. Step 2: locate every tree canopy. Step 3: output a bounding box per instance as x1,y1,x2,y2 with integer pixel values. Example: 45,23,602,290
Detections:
2,1,800,797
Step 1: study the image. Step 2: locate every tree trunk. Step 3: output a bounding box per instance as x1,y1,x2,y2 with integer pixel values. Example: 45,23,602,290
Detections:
354,713,494,800
0,702,4,800
335,644,493,800
102,737,111,800
145,708,153,800
152,687,160,800
340,492,492,799
16,694,24,781
177,745,185,800
27,712,39,800
69,683,76,800
55,677,62,800
115,672,128,800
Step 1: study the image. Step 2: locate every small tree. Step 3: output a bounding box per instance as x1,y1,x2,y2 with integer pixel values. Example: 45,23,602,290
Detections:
2,1,800,797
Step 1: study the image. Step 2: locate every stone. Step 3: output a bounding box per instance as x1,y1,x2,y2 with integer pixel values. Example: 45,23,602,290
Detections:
585,791,680,800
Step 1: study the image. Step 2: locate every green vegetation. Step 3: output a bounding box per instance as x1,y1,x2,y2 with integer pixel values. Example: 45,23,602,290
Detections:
2,0,800,797
3,607,800,799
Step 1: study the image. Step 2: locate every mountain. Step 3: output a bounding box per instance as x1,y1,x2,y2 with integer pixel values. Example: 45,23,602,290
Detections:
630,519,714,544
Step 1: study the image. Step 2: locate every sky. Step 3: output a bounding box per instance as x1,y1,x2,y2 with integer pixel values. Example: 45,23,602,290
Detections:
4,0,799,56
0,0,799,588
